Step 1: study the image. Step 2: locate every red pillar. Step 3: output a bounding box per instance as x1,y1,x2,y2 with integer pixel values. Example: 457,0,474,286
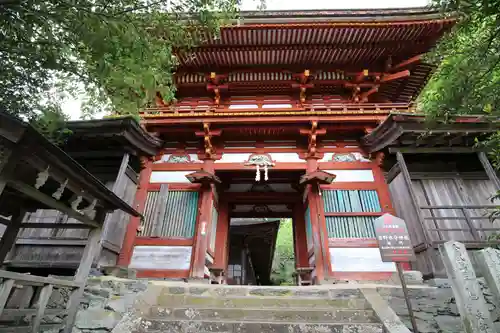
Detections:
305,158,330,283
293,204,308,268
118,158,152,267
213,199,229,270
190,159,215,279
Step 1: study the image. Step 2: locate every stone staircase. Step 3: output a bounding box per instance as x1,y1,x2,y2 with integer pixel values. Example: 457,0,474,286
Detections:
119,283,384,333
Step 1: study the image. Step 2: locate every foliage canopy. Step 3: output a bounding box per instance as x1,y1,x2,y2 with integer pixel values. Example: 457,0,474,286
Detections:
418,0,500,169
0,0,239,127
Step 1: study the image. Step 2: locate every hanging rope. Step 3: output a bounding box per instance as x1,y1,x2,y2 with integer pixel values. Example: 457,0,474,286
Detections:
255,164,261,181
264,164,269,181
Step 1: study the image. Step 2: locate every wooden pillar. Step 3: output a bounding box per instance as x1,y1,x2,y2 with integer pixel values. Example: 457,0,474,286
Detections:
191,159,215,279
0,140,14,197
478,152,500,190
293,204,308,268
63,225,103,333
0,210,25,264
396,152,435,274
305,158,329,283
117,158,152,267
213,199,229,270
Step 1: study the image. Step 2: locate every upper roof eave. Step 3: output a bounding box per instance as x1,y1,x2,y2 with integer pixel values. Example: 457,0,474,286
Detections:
361,113,500,153
0,112,141,218
66,116,163,156
236,7,455,25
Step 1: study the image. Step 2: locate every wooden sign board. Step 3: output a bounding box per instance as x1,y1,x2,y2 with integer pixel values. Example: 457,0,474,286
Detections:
373,213,416,262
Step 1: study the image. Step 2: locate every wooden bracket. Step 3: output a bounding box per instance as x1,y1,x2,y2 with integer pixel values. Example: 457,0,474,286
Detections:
292,70,313,104
299,120,326,158
195,123,222,159
206,72,228,106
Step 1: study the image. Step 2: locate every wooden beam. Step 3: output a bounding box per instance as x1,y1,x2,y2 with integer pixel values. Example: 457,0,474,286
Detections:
32,284,53,333
0,210,24,264
15,239,88,246
360,85,379,102
381,70,410,83
0,270,80,288
8,181,100,227
396,152,435,276
391,55,422,71
389,147,483,154
478,152,500,190
63,227,102,333
20,223,93,229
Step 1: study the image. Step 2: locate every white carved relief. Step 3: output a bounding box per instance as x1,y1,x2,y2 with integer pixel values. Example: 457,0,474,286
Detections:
332,152,370,162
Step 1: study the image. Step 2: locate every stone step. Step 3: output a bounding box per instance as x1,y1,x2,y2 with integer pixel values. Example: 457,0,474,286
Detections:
134,319,383,333
155,294,370,309
148,307,377,323
160,286,363,299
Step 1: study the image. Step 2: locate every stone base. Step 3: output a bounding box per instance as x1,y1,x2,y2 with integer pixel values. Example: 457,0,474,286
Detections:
325,271,424,286
186,277,210,284
101,266,137,279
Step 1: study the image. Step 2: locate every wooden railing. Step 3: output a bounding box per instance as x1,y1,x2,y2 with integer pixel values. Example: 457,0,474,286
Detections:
420,205,500,245
0,270,81,332
140,102,415,117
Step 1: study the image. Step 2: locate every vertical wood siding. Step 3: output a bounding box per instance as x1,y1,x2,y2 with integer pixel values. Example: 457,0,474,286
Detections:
322,190,381,213
305,207,312,251
412,177,497,242
143,191,159,236
142,191,199,238
322,190,381,239
325,216,376,238
209,203,218,251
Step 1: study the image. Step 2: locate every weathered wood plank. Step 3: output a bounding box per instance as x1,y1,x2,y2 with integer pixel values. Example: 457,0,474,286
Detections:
0,270,80,288
20,223,92,229
0,210,24,263
63,227,102,333
15,238,88,246
31,284,53,333
0,279,15,314
152,184,169,237
0,323,62,333
390,147,483,154
478,152,500,190
1,308,65,319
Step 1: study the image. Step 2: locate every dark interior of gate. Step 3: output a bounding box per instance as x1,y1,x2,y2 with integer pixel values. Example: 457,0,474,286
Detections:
218,170,303,285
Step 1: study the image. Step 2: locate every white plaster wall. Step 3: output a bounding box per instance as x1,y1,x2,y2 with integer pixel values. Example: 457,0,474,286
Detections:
325,170,374,182
129,246,192,270
215,153,251,163
269,153,304,162
329,248,396,272
150,171,192,183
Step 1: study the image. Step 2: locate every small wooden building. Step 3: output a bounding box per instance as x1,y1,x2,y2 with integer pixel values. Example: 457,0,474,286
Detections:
362,113,500,278
2,116,162,273
0,112,140,331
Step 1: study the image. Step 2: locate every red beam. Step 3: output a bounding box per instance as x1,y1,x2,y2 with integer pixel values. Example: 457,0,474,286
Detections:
360,85,379,102
391,54,422,71
381,70,410,83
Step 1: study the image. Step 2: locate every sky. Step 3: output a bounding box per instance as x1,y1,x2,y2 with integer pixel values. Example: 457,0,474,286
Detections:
63,0,429,119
